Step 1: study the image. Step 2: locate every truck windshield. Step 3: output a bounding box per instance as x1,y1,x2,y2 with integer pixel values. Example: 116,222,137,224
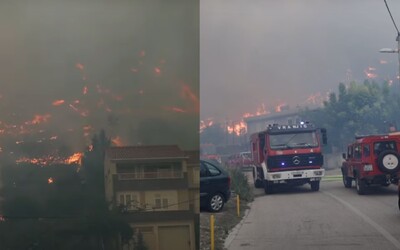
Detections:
269,132,318,149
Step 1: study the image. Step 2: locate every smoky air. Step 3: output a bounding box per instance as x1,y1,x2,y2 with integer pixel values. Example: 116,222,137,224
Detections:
200,0,400,121
0,0,199,166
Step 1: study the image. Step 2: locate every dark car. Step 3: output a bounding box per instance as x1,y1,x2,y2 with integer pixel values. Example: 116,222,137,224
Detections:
200,159,231,212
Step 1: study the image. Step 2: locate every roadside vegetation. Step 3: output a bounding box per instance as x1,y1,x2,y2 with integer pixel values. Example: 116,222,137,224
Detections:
201,80,400,153
200,165,253,250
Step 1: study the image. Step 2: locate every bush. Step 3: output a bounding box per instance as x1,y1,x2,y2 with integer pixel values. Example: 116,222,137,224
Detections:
227,168,254,202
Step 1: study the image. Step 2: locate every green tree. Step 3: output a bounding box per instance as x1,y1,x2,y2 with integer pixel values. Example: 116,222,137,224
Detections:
302,80,400,151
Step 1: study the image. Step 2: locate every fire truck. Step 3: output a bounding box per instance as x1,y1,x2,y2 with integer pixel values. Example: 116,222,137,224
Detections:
250,122,327,194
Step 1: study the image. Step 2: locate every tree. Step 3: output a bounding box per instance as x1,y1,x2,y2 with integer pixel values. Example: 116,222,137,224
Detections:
302,80,400,151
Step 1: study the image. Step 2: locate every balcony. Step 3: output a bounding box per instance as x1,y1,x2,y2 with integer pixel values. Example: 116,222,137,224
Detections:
118,170,183,180
113,173,188,191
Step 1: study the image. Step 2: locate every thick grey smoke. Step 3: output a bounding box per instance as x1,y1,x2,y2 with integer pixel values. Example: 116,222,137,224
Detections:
201,0,400,120
0,0,199,158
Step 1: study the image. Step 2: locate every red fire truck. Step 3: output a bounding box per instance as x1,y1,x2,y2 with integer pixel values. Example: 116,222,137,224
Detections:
250,123,327,194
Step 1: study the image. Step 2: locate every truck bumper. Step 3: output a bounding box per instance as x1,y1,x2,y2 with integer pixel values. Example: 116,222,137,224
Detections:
266,169,325,182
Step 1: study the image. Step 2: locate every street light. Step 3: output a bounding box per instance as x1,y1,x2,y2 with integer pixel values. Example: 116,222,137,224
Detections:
379,34,400,87
381,0,400,87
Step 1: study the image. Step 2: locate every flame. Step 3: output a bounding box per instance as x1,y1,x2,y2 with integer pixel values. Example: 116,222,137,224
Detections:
164,106,186,113
364,67,378,79
48,177,54,184
181,84,199,113
154,67,161,75
274,103,287,112
83,86,88,95
75,63,84,71
227,120,247,136
52,100,65,106
242,103,269,118
25,114,51,125
200,119,214,132
112,136,123,146
65,152,83,165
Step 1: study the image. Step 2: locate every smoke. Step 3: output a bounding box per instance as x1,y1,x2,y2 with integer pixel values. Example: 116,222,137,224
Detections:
0,0,199,163
201,0,400,120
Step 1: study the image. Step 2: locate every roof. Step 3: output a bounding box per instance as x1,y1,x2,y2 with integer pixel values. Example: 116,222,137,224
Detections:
106,145,186,160
244,110,300,123
184,150,200,164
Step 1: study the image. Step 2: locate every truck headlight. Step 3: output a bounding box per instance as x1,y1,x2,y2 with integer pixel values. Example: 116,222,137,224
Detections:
314,170,323,176
364,164,373,171
272,174,281,179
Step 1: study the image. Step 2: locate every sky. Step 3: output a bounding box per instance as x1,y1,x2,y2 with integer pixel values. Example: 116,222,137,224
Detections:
0,0,199,159
200,0,400,121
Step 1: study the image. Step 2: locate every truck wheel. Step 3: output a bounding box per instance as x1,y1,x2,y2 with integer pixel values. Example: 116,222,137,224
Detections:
264,180,274,194
377,150,400,174
253,168,263,188
254,179,263,188
355,176,366,195
342,171,352,188
310,181,320,191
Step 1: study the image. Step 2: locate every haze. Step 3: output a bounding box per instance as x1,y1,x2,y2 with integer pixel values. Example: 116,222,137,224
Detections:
201,0,400,121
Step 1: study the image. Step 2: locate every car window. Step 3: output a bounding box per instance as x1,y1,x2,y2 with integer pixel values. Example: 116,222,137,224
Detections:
374,141,397,155
363,144,370,157
354,144,362,159
203,161,221,176
348,146,353,159
200,163,208,177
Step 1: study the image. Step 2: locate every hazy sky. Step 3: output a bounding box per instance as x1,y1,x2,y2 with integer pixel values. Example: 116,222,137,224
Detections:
200,0,400,121
0,0,199,154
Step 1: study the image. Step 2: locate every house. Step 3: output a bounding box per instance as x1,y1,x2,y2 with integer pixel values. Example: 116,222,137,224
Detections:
104,145,199,250
245,110,302,140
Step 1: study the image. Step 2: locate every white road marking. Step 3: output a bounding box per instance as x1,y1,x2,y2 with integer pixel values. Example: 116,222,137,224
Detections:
324,191,400,249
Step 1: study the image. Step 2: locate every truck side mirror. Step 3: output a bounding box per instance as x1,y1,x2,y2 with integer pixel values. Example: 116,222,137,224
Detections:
342,153,346,160
320,128,327,145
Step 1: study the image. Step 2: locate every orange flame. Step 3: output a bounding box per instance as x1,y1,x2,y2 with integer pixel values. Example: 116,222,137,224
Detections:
48,177,54,184
181,84,199,113
52,100,65,106
154,67,161,75
75,63,84,71
112,136,123,146
66,152,83,164
25,114,51,125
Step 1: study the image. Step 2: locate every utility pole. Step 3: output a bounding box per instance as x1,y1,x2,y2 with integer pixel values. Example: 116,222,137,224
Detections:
381,0,400,88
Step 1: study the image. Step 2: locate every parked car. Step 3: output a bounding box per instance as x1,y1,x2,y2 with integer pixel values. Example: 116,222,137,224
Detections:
226,151,253,168
341,133,400,195
200,159,231,212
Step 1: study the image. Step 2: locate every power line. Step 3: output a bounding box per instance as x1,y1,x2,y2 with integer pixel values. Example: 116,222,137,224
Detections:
384,0,400,34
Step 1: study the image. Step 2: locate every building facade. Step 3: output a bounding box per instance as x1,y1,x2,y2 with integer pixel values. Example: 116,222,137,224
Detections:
104,145,199,250
245,110,302,140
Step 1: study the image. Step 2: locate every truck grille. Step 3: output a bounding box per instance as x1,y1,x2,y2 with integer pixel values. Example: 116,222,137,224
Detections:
267,153,323,170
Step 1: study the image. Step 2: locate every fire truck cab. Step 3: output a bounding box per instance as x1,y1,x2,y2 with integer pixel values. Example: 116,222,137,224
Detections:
250,123,327,194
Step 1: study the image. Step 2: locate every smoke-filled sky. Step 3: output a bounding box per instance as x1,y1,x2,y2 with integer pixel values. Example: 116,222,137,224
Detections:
200,0,400,121
0,0,199,157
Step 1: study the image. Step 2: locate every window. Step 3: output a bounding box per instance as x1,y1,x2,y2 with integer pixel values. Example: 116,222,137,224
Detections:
118,192,139,210
348,146,353,159
354,145,362,159
363,145,370,157
374,141,397,156
200,164,207,177
202,161,221,176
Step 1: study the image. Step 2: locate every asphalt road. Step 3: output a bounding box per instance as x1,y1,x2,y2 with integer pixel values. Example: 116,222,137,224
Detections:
225,169,400,250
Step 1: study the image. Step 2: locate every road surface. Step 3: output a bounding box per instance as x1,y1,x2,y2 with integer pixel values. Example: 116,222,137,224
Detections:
226,169,400,250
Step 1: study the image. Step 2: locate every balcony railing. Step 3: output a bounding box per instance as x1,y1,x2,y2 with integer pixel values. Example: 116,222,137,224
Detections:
118,171,183,180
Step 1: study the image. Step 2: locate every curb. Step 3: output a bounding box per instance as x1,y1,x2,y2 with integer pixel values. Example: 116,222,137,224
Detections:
223,203,252,249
